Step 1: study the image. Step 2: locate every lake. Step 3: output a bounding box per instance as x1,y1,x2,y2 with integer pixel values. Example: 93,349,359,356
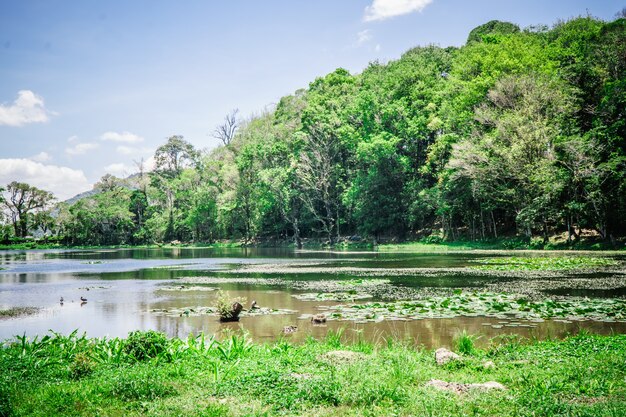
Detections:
1,247,625,348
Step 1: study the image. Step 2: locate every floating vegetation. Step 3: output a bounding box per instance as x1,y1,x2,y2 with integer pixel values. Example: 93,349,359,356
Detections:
224,262,624,280
0,307,40,318
150,306,296,318
150,264,191,270
179,277,392,292
157,285,218,292
317,291,626,323
471,256,620,271
292,292,373,302
82,260,104,265
78,285,111,290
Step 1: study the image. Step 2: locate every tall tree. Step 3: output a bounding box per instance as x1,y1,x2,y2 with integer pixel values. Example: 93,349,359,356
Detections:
2,182,54,237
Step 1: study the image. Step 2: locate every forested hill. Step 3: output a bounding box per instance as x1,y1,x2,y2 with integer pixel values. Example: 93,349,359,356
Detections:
9,16,625,247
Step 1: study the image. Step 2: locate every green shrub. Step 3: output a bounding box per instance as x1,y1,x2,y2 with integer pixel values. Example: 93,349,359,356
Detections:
456,331,478,355
69,352,96,379
215,290,246,322
123,330,169,361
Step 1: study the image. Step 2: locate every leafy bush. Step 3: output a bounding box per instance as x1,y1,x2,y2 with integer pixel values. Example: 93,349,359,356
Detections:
123,330,169,361
69,352,96,379
215,290,246,322
420,234,443,244
456,330,479,355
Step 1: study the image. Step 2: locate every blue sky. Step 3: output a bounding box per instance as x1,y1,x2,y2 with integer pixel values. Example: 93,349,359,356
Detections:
0,0,622,199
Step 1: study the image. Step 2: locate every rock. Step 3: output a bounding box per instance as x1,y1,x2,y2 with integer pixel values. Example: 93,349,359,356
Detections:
319,350,366,364
249,300,259,310
435,347,460,365
426,379,506,394
471,381,506,390
483,360,495,369
283,325,298,334
426,379,468,394
311,314,327,324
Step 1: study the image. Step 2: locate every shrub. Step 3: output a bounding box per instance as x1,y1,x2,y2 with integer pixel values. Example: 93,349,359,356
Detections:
69,352,96,379
456,331,479,355
215,290,246,322
123,330,169,361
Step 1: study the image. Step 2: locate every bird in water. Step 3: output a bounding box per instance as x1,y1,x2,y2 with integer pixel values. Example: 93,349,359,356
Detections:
283,325,298,334
60,297,64,304
80,296,87,302
249,300,259,311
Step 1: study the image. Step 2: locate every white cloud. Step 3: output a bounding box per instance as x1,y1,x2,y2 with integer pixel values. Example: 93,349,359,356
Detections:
116,145,135,155
0,90,52,127
65,142,99,156
67,135,80,143
357,29,372,44
0,159,90,200
114,145,155,157
100,131,144,143
30,151,52,162
375,44,382,52
104,163,134,177
364,0,433,22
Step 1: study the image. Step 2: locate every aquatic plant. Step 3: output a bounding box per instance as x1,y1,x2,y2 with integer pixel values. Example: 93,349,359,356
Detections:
0,307,39,318
317,291,626,323
471,256,619,271
215,290,246,322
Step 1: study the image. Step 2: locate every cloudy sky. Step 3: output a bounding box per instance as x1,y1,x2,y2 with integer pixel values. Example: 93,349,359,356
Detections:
0,0,621,199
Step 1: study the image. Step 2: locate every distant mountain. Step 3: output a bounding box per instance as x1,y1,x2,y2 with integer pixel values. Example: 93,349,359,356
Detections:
62,173,145,205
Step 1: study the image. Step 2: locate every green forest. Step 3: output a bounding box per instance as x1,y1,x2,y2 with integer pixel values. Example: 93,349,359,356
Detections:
2,15,625,248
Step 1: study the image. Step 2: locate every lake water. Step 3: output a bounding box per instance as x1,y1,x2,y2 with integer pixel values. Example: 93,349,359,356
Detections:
1,247,625,348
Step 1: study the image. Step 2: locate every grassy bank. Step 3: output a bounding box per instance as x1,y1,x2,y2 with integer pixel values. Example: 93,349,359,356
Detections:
1,330,625,416
2,235,624,252
0,242,244,251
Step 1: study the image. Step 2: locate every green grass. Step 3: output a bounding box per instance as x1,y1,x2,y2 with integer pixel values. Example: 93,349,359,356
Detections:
378,237,626,252
1,330,625,416
0,241,246,250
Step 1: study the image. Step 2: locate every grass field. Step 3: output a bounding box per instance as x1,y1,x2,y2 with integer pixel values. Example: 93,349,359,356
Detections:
1,330,624,416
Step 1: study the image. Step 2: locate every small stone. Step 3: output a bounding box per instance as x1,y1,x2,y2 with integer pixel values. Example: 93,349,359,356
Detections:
426,379,506,394
435,347,460,365
469,381,507,390
426,379,468,394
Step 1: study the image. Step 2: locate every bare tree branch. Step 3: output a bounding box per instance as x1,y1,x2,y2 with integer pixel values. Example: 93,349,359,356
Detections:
213,109,239,146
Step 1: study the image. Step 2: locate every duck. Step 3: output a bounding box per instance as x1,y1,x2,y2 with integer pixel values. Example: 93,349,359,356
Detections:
249,300,260,311
60,297,64,304
283,325,298,334
80,296,87,302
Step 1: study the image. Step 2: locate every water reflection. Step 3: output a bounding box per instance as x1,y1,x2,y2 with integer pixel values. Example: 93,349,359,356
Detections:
0,248,624,348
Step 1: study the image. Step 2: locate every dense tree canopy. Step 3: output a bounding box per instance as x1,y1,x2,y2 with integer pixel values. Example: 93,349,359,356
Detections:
3,14,625,247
